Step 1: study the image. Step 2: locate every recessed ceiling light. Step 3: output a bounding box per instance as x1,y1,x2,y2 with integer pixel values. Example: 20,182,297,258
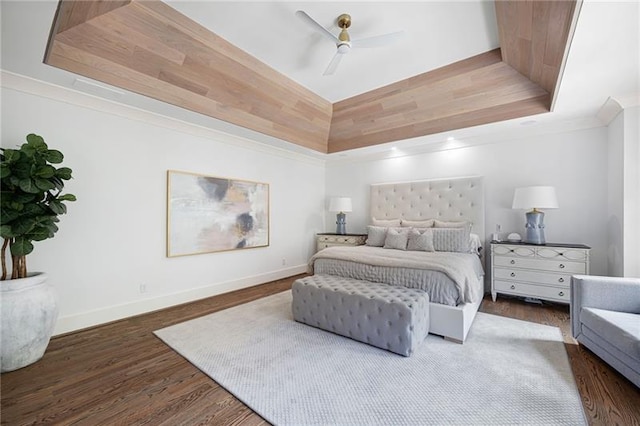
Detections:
446,136,455,141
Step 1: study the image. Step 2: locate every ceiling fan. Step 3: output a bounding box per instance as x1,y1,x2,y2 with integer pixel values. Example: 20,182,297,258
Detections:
296,11,405,76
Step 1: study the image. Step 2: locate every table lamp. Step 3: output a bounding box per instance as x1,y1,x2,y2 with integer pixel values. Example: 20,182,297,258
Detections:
329,197,352,235
512,186,558,245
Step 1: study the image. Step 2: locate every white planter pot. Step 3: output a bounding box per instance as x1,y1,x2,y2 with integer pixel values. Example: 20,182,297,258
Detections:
1,273,58,373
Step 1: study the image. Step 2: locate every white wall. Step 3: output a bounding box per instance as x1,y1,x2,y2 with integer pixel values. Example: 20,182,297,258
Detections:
1,84,325,335
326,127,610,278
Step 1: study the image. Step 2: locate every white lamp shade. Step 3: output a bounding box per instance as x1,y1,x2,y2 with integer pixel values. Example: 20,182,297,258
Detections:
512,186,559,210
329,197,352,212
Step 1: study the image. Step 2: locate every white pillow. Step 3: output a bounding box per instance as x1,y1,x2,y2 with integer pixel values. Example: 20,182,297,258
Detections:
433,219,471,231
401,219,434,228
372,217,401,227
366,226,387,247
407,228,435,252
383,228,409,250
432,228,471,252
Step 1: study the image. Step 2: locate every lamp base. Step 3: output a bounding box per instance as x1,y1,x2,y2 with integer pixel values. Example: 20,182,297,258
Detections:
524,210,546,245
335,212,346,235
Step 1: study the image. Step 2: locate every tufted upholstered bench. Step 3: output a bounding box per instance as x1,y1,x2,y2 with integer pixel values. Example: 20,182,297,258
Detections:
291,275,430,356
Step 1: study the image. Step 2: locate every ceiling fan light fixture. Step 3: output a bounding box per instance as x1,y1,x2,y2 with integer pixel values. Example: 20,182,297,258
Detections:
337,43,351,54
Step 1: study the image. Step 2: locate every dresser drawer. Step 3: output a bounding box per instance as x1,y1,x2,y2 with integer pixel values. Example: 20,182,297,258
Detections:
316,234,366,252
493,256,586,274
318,235,362,245
493,268,571,287
494,280,570,302
492,245,536,257
536,247,588,261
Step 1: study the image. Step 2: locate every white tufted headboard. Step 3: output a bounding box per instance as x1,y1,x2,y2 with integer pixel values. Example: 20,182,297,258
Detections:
370,176,485,238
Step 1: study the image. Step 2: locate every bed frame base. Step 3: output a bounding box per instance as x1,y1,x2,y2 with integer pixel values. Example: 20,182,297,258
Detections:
428,296,482,344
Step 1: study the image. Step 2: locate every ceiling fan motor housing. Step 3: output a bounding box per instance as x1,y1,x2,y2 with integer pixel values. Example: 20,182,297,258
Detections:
338,14,351,43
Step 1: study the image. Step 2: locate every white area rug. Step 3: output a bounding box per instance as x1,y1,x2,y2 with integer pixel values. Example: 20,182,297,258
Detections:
154,291,586,425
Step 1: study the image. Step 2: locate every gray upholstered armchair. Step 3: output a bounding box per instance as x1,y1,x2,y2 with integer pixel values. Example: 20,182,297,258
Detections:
571,275,640,388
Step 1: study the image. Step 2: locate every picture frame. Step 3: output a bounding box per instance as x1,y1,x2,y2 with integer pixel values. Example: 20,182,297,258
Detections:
167,170,269,257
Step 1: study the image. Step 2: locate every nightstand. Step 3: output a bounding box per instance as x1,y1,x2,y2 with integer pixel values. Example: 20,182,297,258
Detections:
490,241,590,304
316,233,367,252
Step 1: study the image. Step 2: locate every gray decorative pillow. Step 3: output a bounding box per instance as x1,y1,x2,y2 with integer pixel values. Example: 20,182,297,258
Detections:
401,219,435,228
383,228,409,250
407,228,435,252
372,217,401,227
366,226,387,247
432,228,471,252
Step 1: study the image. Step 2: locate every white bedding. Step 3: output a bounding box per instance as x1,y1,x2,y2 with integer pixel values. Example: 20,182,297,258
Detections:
309,246,484,305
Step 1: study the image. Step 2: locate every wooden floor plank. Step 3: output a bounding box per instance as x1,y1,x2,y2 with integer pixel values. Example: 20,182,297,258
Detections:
1,277,638,425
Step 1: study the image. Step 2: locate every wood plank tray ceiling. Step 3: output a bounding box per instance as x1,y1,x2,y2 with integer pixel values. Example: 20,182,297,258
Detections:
45,0,576,154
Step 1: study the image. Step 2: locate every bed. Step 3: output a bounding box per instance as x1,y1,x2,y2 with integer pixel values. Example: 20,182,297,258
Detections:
310,176,485,343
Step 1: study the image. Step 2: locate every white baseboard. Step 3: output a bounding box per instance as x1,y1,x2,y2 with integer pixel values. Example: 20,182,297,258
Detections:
53,264,307,336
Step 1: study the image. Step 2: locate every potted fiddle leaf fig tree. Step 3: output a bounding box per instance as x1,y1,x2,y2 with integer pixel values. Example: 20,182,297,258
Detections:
0,133,76,372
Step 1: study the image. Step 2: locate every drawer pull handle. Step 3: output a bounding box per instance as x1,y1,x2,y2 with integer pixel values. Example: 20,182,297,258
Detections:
559,291,565,297
510,260,515,264
558,278,564,283
510,272,516,277
510,285,516,290
559,264,565,269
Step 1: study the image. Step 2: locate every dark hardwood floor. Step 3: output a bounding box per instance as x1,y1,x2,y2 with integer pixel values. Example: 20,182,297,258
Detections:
2,276,639,425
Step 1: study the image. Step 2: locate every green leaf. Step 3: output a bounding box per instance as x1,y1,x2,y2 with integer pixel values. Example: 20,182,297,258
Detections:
49,200,67,215
55,167,73,180
18,178,40,193
10,237,34,257
8,201,24,211
35,178,55,191
35,165,56,178
45,150,64,164
27,226,53,241
45,222,59,234
21,143,36,157
11,218,36,236
26,134,47,152
12,193,36,204
0,164,10,178
0,225,14,238
22,203,44,216
57,193,77,202
12,162,31,179
2,149,20,163
1,207,21,224
26,134,45,146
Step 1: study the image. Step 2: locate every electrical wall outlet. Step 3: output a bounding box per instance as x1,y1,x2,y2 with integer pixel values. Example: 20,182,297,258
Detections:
139,283,147,293
282,258,286,266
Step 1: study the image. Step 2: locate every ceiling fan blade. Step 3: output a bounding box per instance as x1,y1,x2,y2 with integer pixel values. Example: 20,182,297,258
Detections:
295,10,339,44
323,51,345,76
351,30,405,48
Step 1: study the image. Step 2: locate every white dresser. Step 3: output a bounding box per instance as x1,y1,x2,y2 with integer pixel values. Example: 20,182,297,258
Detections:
316,233,367,252
490,242,590,304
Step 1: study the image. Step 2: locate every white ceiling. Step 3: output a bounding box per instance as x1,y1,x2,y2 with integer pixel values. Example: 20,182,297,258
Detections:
1,1,638,159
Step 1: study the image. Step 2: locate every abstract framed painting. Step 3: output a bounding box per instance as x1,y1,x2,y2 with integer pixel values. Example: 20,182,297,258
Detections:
167,170,269,257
